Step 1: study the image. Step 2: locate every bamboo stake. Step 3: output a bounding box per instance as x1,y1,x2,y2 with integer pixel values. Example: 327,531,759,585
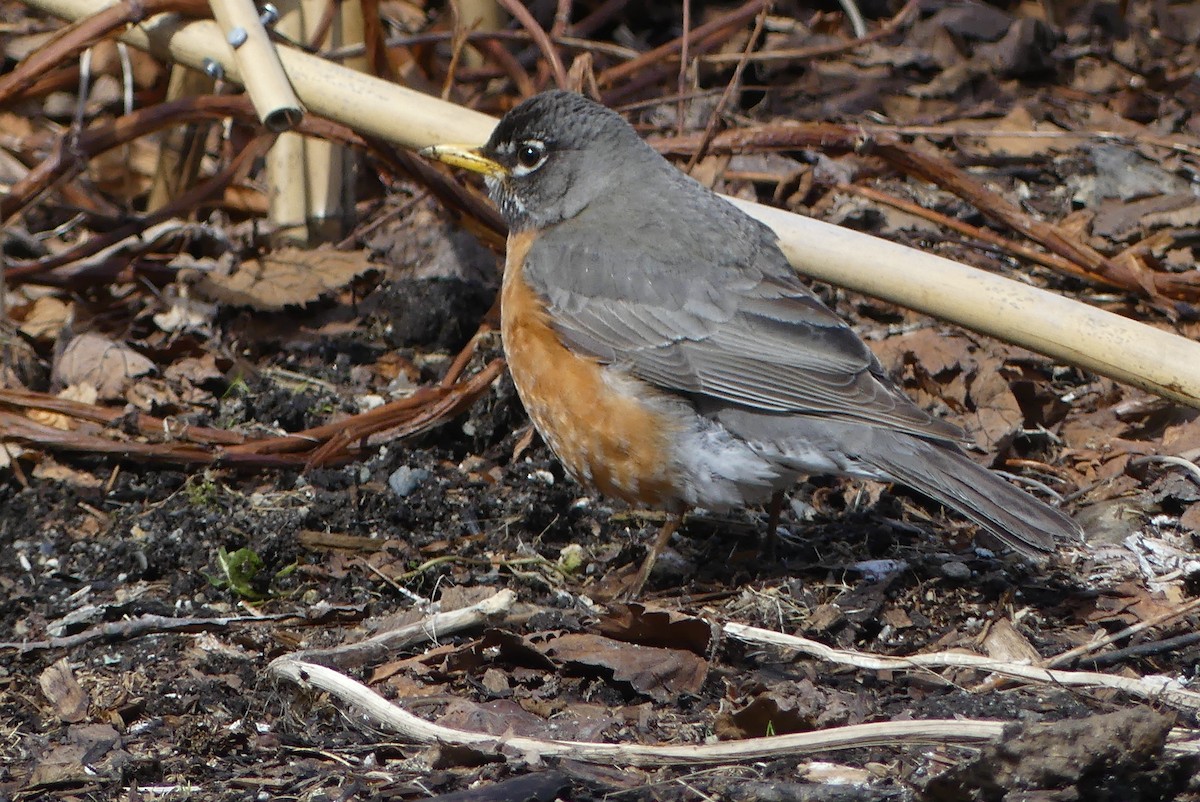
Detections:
146,64,215,211
265,0,308,243
31,0,495,143
300,0,362,241
23,0,1200,408
208,0,302,131
457,0,503,69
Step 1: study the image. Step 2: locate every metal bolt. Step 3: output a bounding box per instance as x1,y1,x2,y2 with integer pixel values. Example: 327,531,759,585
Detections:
259,3,279,26
202,58,225,80
227,26,248,48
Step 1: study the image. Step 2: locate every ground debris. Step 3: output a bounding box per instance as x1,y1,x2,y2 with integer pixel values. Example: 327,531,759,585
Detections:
922,707,1193,802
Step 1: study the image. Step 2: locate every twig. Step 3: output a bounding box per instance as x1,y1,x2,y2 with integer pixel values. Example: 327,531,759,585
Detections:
677,0,690,137
495,0,567,90
653,122,1170,301
277,589,517,669
839,182,1100,284
570,0,629,38
473,37,536,98
836,0,868,38
0,0,207,107
550,0,572,40
685,7,767,174
1047,597,1200,670
0,611,308,655
3,94,262,226
597,0,767,88
8,132,272,284
323,30,640,65
721,621,1200,712
0,385,244,446
271,658,1008,764
703,0,920,65
1131,454,1200,485
24,0,1200,407
1080,631,1200,670
298,357,505,467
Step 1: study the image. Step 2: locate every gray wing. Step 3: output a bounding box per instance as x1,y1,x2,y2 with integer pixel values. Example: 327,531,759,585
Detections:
523,204,964,444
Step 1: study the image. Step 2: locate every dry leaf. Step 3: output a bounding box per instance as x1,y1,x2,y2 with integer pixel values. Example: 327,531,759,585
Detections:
960,104,1067,158
153,288,217,335
32,458,105,488
981,618,1042,663
196,247,377,310
14,296,72,341
966,365,1024,449
54,333,155,400
163,354,224,388
0,442,23,468
598,603,714,655
540,633,708,702
38,658,90,723
124,378,180,412
24,383,98,430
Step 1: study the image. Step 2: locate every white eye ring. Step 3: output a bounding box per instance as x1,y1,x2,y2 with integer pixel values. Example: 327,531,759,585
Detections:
512,140,547,175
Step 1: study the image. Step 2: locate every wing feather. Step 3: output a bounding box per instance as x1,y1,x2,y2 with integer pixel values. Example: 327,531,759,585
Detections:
521,202,963,443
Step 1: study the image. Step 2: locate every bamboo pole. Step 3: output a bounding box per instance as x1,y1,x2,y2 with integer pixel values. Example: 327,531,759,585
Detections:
734,199,1200,407
300,0,363,241
208,0,302,131
21,0,1200,408
30,0,497,145
457,0,503,69
146,64,214,211
265,0,308,243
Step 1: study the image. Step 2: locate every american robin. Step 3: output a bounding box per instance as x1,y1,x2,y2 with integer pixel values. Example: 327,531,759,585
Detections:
422,90,1082,594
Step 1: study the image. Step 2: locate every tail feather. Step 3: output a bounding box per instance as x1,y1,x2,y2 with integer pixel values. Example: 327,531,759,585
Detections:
862,437,1082,559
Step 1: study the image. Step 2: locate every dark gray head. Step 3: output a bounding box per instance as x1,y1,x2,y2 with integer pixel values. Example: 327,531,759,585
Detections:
427,92,657,232
478,91,661,231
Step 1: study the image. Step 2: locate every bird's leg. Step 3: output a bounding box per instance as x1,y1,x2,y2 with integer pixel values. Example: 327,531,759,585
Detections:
762,490,785,563
625,513,684,598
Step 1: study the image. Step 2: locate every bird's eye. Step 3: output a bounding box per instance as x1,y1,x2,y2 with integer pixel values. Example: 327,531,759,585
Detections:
516,141,546,169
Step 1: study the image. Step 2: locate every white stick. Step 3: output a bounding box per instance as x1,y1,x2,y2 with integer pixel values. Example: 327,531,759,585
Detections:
269,658,1006,765
722,620,1200,713
282,589,517,667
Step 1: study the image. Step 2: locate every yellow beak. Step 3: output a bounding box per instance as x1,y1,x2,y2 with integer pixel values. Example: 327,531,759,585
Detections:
419,144,508,177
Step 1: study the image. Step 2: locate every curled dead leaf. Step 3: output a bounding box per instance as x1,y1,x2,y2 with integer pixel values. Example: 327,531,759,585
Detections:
53,333,155,401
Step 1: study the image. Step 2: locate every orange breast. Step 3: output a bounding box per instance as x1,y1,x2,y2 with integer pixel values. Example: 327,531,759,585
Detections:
500,230,683,510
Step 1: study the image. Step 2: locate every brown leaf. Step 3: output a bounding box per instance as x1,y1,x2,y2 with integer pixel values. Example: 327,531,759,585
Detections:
54,333,155,400
980,618,1041,663
715,679,851,740
163,354,224,388
196,247,377,310
540,632,707,702
960,104,1067,158
31,458,105,488
598,603,714,655
26,724,120,790
14,295,72,341
965,364,1024,449
874,327,968,378
1092,194,1200,242
38,658,90,723
436,698,548,738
